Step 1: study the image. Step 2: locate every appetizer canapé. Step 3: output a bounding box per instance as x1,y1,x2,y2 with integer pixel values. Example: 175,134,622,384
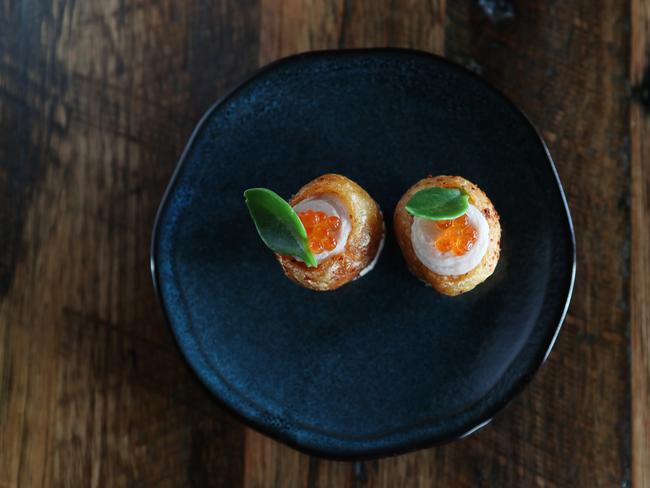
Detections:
394,175,500,296
245,174,384,291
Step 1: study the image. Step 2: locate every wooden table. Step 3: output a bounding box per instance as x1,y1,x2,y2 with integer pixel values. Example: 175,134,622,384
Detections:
0,0,648,486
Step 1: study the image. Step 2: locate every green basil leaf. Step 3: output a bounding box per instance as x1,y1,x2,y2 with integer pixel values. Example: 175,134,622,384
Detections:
405,187,469,220
244,188,317,267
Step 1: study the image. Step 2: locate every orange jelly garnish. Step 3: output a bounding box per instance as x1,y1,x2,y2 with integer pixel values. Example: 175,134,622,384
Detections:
434,215,477,256
298,210,341,253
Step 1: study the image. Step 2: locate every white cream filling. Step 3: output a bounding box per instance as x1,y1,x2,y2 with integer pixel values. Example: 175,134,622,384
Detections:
410,204,489,276
358,226,385,278
292,196,352,265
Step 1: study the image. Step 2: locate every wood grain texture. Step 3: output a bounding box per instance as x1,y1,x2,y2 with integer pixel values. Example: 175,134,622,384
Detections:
247,2,447,487
631,0,650,485
443,1,630,486
0,0,640,486
259,0,445,64
0,0,259,486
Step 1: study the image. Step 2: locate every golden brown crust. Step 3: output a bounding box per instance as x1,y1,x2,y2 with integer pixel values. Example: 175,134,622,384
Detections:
277,174,384,291
393,175,501,296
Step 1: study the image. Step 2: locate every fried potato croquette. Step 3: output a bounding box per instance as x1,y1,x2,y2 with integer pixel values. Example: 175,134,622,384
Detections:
394,175,500,296
277,174,384,291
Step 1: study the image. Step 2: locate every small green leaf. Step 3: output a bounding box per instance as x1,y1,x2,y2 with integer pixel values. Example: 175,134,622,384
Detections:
405,187,469,220
244,188,318,267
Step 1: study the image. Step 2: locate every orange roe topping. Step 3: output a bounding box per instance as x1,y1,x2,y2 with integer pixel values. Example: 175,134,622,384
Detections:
434,215,478,256
298,210,341,253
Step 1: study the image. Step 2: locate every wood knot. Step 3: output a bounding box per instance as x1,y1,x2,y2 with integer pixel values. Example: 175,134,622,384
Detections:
632,65,650,113
478,0,516,23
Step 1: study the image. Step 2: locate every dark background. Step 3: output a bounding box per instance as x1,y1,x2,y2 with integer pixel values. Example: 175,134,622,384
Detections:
1,0,647,486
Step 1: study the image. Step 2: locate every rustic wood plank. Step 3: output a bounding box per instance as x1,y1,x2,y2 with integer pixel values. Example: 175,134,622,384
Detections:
243,430,310,488
631,0,650,485
0,0,259,486
444,0,630,486
259,0,445,65
246,2,447,486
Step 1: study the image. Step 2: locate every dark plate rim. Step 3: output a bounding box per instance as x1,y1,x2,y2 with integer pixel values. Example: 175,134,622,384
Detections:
150,48,577,459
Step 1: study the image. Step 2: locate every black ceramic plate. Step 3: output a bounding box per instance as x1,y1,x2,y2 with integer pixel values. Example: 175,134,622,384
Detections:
151,49,575,458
